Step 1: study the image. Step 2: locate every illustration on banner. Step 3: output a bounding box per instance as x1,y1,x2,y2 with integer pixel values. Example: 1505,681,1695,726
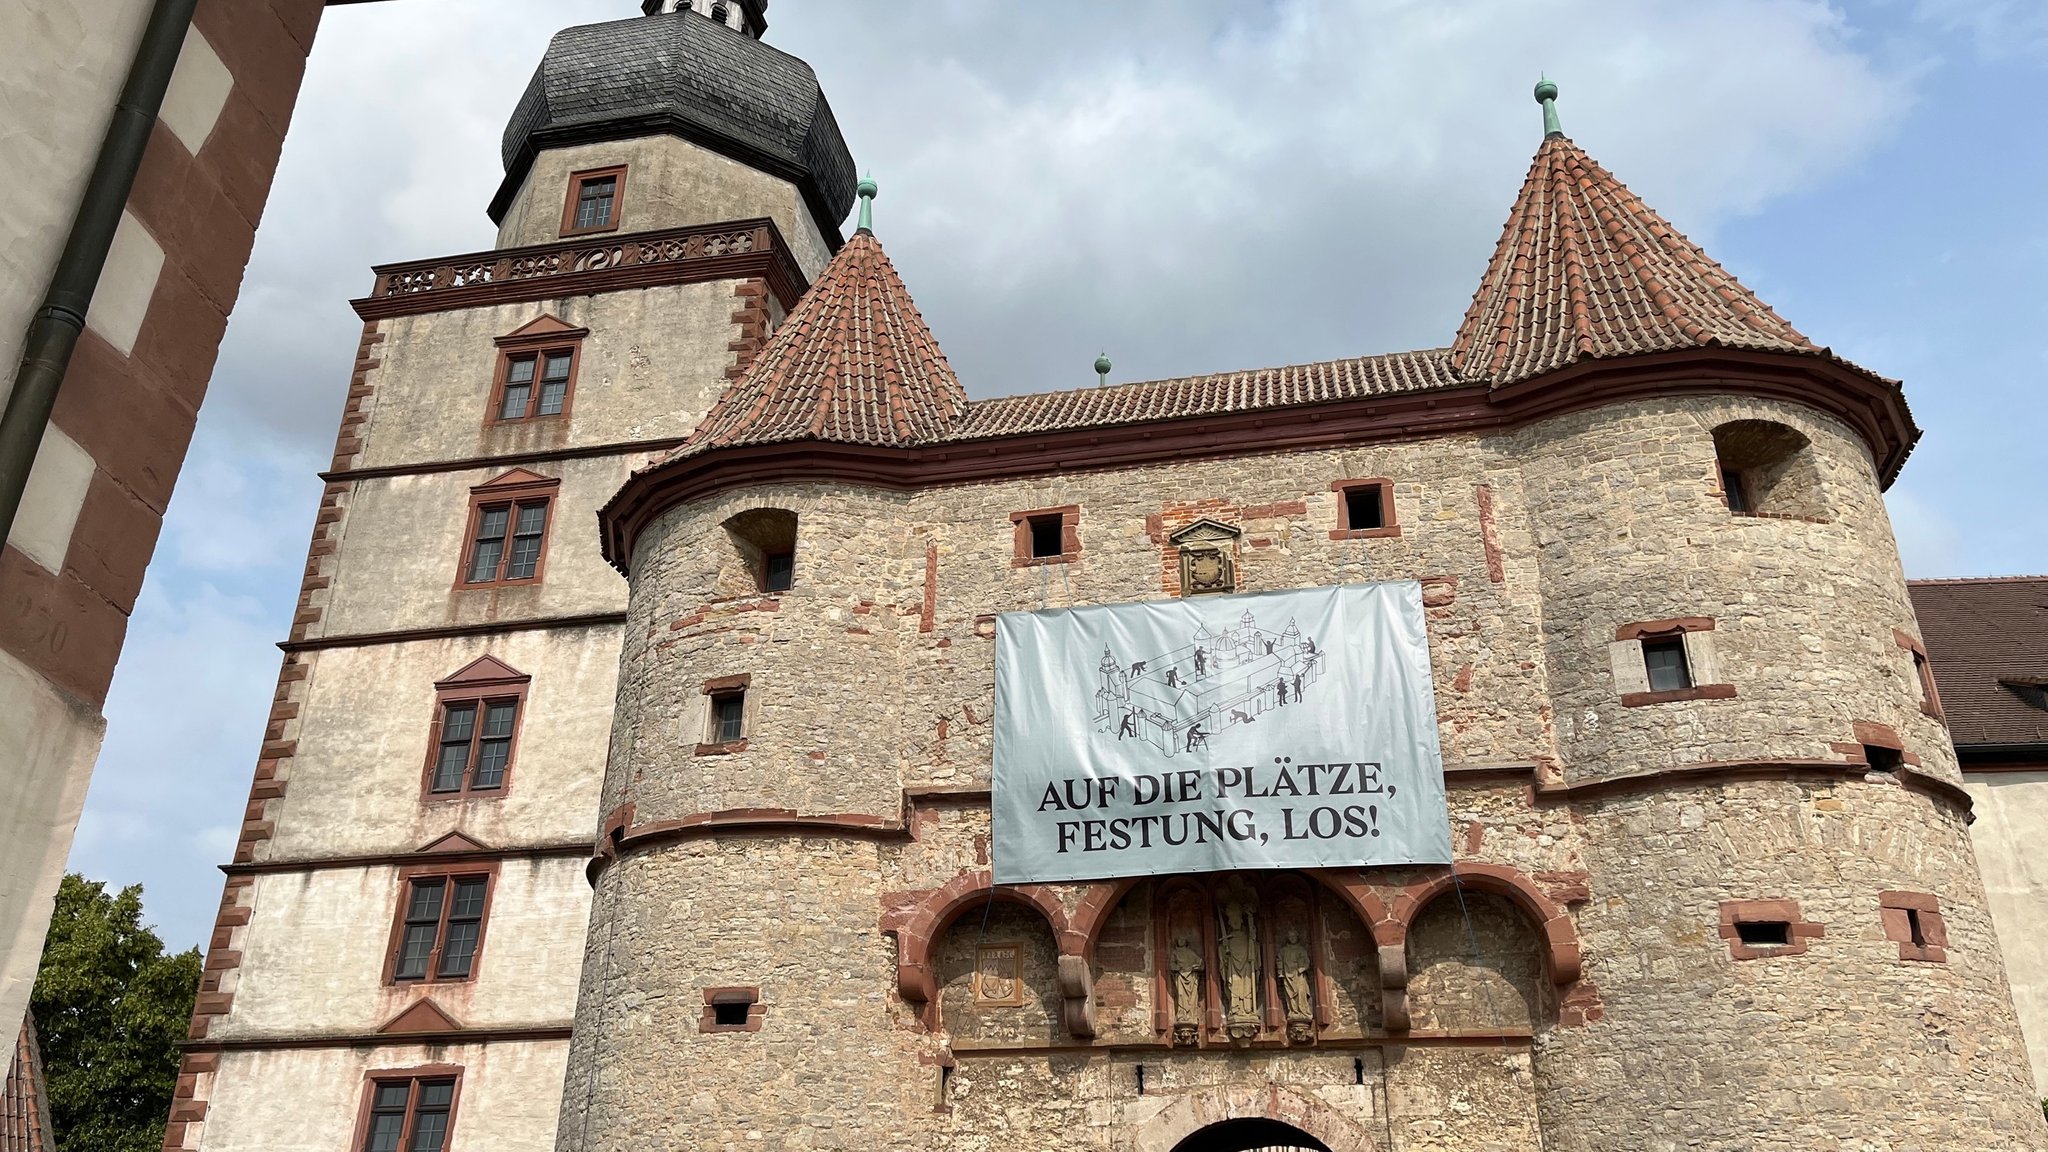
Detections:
1093,607,1327,756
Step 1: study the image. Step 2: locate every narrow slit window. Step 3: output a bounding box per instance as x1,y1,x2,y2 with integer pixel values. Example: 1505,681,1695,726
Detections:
1344,485,1386,531
1906,908,1926,948
713,692,746,744
1028,514,1065,559
1721,467,1750,514
763,551,794,593
1642,637,1693,693
1735,920,1790,947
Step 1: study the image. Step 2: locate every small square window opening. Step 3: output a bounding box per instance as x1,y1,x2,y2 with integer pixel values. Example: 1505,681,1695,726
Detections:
763,552,794,593
713,1000,749,1027
1735,920,1790,948
1864,744,1903,773
1027,514,1065,559
1642,637,1693,694
713,692,746,744
1343,485,1386,531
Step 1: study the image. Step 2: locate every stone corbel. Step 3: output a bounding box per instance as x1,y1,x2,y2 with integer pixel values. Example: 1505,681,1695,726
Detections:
1376,942,1410,1032
1058,953,1097,1038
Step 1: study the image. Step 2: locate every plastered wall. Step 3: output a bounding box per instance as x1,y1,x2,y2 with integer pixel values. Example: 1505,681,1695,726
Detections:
494,135,835,279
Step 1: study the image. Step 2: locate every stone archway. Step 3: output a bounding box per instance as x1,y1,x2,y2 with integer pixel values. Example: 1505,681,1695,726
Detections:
1134,1087,1378,1152
1170,1118,1332,1151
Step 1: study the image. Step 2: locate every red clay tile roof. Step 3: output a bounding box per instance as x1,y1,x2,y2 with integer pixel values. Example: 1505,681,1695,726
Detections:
678,229,966,454
664,134,1894,464
2,1014,52,1152
1451,134,1815,386
951,349,1467,441
1909,577,2048,749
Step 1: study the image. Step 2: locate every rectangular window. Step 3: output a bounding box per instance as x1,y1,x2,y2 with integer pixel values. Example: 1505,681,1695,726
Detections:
714,692,746,744
429,699,518,794
1864,744,1903,773
464,499,550,585
1343,485,1385,531
1642,638,1693,693
497,351,575,421
763,551,794,593
1734,920,1790,947
362,1075,457,1152
573,177,616,231
1722,467,1750,514
561,166,627,236
1028,514,1065,559
391,875,491,984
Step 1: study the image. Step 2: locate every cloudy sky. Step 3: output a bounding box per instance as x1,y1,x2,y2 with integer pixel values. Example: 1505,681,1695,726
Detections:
66,0,2048,949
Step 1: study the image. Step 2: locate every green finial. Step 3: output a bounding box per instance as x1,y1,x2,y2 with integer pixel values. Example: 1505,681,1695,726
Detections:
1094,352,1112,385
1534,77,1562,138
856,174,879,233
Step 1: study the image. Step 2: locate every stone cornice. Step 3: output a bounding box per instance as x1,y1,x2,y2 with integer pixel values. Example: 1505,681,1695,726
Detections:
351,218,810,321
598,347,1921,574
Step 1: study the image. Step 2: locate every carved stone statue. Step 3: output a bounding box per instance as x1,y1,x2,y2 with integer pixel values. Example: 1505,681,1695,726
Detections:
1277,927,1315,1042
1217,896,1260,1043
1169,934,1203,1045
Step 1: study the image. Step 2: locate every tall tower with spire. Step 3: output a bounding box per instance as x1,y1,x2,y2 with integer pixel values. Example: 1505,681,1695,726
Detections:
162,7,856,1152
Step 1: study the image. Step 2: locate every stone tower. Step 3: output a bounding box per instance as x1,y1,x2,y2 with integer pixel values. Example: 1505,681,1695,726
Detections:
558,81,2048,1151
163,6,854,1151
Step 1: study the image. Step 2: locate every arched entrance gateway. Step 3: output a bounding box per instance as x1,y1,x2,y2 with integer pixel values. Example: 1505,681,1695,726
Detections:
1170,1118,1334,1152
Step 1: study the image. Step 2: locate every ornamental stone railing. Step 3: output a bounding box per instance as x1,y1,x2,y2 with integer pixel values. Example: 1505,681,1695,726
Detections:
352,218,809,320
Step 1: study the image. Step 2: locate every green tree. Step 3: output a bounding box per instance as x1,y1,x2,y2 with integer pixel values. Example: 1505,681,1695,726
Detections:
31,873,200,1152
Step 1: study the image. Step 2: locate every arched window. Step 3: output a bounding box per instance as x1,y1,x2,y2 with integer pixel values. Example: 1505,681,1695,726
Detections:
723,508,798,593
1712,419,1827,521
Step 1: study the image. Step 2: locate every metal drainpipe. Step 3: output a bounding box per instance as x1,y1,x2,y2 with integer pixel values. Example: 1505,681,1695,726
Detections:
0,0,201,547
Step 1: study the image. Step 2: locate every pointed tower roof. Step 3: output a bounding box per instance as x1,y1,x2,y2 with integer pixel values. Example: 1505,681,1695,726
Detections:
678,189,965,454
1451,82,1814,385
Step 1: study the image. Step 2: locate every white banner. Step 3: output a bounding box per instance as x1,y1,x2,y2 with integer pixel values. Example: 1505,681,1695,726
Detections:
992,582,1451,884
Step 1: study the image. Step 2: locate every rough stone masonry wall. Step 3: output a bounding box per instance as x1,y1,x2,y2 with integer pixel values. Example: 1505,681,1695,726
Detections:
566,391,2046,1150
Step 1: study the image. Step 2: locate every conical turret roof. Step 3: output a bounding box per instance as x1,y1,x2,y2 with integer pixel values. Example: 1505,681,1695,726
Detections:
680,229,966,453
1451,133,1814,386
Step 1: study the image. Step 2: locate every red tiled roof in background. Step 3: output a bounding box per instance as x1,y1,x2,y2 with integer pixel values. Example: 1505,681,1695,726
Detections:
679,229,966,455
1909,577,2048,750
2,1014,52,1152
1451,134,1816,386
952,349,1468,441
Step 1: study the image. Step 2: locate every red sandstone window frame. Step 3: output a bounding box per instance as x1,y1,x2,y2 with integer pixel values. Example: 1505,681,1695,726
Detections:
1718,899,1824,961
1894,630,1944,721
456,471,560,589
1010,505,1080,567
696,674,752,756
699,986,764,1033
1614,618,1738,707
488,324,587,425
1328,478,1401,540
382,864,500,987
350,1066,464,1152
421,659,531,800
1878,891,1948,964
560,164,628,237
